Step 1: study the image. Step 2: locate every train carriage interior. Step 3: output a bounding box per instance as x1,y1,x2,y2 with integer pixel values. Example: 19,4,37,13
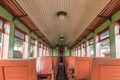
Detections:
1,0,120,80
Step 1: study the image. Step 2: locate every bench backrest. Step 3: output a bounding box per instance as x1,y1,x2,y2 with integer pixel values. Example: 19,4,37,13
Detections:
64,56,75,70
53,57,58,69
0,59,36,80
36,57,52,75
75,57,93,79
91,58,120,80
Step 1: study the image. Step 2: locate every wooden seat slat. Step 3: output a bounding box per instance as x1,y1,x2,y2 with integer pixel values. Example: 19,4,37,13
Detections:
0,59,37,80
91,58,120,80
74,57,93,80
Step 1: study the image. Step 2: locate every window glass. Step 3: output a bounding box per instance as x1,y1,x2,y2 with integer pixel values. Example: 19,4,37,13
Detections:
0,32,3,56
0,20,3,55
15,29,25,40
89,39,94,45
100,39,110,57
89,45,94,57
13,28,25,58
100,31,109,40
30,45,34,57
81,44,85,57
88,38,94,57
29,38,35,58
0,20,3,29
38,43,43,57
13,38,24,58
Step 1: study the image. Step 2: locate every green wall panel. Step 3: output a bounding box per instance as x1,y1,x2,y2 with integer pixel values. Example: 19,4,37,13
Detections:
64,48,71,56
52,48,59,56
109,22,116,58
8,22,15,58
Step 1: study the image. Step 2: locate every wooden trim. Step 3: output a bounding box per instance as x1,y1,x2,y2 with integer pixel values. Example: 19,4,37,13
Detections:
72,0,120,47
0,0,50,46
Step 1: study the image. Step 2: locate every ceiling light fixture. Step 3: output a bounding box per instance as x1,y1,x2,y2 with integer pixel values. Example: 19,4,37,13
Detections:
57,11,67,20
59,36,64,41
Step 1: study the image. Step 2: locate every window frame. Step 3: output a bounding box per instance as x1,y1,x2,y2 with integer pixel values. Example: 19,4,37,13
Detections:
15,27,26,41
88,38,94,46
98,27,110,42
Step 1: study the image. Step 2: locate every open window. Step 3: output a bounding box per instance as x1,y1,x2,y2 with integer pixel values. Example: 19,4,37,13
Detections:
115,21,120,58
13,28,25,58
98,28,110,57
38,43,43,57
0,18,4,58
81,43,86,57
78,46,81,57
88,38,94,57
29,37,35,58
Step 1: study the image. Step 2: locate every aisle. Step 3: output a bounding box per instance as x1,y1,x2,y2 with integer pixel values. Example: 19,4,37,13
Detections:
56,57,67,80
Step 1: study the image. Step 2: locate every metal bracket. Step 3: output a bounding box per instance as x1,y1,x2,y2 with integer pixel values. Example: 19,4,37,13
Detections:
13,14,28,21
86,29,93,32
79,36,84,38
29,29,39,33
98,15,112,21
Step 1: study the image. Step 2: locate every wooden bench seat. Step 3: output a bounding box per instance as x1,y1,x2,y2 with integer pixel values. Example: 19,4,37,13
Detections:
0,59,37,80
64,56,75,71
91,58,120,80
36,57,54,80
74,57,93,80
52,56,58,79
64,56,75,80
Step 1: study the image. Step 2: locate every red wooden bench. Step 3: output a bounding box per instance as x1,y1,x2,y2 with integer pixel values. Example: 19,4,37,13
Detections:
64,56,75,79
91,58,120,80
36,57,54,80
52,56,58,79
74,57,93,80
53,56,58,69
64,56,75,71
0,59,37,80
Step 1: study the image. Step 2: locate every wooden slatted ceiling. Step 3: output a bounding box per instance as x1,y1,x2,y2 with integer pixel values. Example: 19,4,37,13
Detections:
16,0,110,47
73,0,120,47
0,0,51,46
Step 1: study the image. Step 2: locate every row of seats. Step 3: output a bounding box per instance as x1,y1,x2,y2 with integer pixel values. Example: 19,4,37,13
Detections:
0,59,37,80
0,56,58,80
36,57,58,80
65,57,120,80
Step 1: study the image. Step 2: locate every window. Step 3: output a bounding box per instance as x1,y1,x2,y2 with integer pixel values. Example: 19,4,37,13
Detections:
38,43,42,57
88,38,94,57
100,31,109,40
75,47,78,56
0,19,4,58
13,28,25,58
81,43,86,57
115,22,120,58
71,48,75,56
78,46,81,57
0,18,10,59
29,37,35,58
98,28,110,57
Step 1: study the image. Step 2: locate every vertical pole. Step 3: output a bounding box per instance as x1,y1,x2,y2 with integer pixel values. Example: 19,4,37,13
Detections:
28,34,31,58
93,32,96,57
109,22,116,58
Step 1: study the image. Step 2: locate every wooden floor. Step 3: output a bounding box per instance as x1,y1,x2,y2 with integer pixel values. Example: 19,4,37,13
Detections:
56,57,67,80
